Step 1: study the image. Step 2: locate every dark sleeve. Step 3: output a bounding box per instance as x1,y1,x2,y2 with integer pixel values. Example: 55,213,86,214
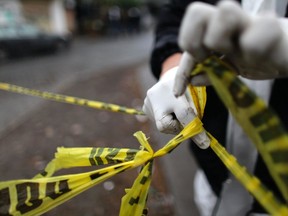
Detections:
150,0,190,79
150,0,220,79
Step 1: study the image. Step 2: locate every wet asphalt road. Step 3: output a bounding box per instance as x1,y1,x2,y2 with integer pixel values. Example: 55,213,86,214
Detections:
0,32,153,135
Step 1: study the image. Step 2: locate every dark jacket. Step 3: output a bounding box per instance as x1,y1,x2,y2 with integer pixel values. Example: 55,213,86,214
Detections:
150,0,287,213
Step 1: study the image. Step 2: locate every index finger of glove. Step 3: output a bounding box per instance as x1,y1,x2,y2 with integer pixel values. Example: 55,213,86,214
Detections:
174,52,195,97
192,131,210,149
173,94,197,126
142,97,154,120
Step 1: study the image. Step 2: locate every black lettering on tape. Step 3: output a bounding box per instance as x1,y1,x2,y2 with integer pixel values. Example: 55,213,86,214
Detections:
270,150,288,163
114,166,125,171
40,171,48,177
16,182,43,214
206,60,255,108
89,148,97,166
229,79,254,108
117,107,129,113
250,110,286,143
148,162,153,173
204,59,225,78
0,187,12,216
250,109,274,127
102,103,113,111
73,98,86,106
259,125,286,143
140,176,148,185
90,172,108,180
129,196,139,205
142,208,148,215
105,148,121,164
124,149,137,162
80,99,88,106
46,180,71,200
90,148,122,165
280,174,288,188
118,107,126,113
95,148,104,165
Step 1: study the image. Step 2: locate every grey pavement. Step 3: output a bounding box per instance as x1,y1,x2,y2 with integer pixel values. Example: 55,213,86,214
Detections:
0,31,200,216
0,32,152,135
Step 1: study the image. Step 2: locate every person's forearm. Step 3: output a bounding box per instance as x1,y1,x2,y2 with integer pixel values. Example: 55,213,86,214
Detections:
160,53,182,77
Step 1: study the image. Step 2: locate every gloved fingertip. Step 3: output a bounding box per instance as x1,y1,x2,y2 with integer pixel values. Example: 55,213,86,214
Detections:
173,77,187,97
173,86,185,98
193,131,211,149
142,102,149,115
197,139,210,149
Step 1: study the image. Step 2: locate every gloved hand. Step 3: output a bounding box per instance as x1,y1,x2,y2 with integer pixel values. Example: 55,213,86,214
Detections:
174,0,288,96
143,67,210,149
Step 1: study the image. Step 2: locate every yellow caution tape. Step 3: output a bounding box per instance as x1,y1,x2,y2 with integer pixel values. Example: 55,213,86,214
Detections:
0,119,203,216
0,82,144,116
1,119,286,215
120,161,153,216
0,162,132,216
1,56,288,215
193,56,288,202
154,117,204,158
33,147,142,179
187,85,206,119
209,133,288,215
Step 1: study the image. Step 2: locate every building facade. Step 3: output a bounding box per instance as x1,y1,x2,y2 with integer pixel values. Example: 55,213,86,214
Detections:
0,0,75,35
0,0,22,25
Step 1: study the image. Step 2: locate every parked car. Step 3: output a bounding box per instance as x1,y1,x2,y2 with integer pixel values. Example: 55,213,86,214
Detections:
0,23,72,59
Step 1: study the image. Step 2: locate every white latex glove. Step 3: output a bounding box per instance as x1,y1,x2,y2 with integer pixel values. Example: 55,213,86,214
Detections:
143,67,210,149
174,0,288,96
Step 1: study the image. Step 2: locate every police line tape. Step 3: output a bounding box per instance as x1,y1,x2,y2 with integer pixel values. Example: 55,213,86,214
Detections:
0,82,144,116
195,57,288,203
0,57,287,215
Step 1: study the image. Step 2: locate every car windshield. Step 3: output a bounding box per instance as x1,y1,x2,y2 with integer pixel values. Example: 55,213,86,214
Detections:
0,26,18,39
0,24,41,39
18,25,40,37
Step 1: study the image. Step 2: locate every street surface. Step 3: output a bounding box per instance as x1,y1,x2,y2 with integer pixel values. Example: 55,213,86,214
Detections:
0,32,200,216
0,33,153,135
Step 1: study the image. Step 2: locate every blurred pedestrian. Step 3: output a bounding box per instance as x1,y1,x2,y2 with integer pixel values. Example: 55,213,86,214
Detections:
107,5,122,36
143,0,288,215
127,7,141,34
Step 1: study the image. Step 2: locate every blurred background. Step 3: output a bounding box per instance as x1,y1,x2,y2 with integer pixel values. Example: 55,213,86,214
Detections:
0,0,162,58
0,0,200,215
